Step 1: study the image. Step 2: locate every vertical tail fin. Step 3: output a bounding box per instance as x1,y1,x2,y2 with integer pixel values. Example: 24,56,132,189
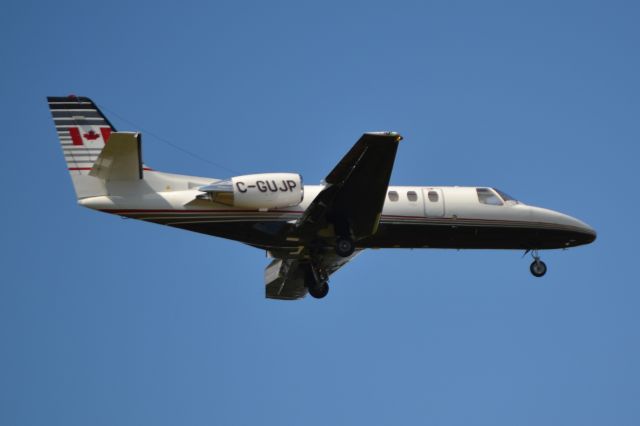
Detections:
48,95,118,198
47,95,116,173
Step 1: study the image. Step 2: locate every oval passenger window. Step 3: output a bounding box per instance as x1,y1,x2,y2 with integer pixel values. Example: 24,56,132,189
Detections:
388,191,399,202
407,191,418,202
428,191,439,202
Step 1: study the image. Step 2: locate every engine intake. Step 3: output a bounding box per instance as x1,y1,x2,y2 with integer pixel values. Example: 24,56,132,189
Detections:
199,173,303,209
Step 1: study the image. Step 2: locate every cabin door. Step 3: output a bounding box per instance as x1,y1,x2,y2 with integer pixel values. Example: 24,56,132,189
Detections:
422,188,444,217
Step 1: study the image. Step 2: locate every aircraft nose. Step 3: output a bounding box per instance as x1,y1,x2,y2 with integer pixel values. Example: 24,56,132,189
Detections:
569,216,597,245
531,207,597,247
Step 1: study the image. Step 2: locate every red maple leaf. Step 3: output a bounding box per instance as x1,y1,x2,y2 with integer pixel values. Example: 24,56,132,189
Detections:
83,130,100,140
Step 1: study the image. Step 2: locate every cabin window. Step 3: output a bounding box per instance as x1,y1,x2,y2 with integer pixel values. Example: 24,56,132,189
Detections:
477,188,503,206
427,191,439,202
388,191,399,201
407,191,418,202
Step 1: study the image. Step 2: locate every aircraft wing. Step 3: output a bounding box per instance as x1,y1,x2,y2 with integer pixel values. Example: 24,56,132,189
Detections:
265,251,361,300
294,132,402,240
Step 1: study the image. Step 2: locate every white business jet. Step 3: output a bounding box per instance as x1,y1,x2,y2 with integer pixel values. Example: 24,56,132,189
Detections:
49,96,596,300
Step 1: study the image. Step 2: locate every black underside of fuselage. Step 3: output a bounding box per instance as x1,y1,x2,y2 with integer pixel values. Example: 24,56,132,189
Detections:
159,219,595,251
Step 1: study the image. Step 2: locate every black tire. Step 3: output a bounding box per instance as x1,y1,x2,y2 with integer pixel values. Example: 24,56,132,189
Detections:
335,236,355,257
308,282,329,299
530,260,547,277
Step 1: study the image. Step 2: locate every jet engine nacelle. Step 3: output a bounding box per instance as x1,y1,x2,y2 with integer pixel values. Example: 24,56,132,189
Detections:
232,173,303,208
200,173,303,209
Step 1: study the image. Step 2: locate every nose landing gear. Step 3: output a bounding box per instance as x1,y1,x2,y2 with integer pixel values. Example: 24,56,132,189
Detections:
528,250,547,277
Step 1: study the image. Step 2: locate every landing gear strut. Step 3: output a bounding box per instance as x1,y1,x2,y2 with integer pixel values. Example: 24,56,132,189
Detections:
529,250,547,277
305,262,330,299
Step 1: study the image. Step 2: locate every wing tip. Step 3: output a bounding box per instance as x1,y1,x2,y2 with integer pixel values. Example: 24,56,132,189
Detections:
364,131,403,142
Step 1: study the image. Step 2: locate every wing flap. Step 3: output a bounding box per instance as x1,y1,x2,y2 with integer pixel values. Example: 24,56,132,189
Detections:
265,258,308,300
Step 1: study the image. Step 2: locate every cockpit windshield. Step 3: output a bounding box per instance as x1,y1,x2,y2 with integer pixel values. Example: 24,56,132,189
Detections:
477,188,503,205
493,188,518,203
477,188,520,206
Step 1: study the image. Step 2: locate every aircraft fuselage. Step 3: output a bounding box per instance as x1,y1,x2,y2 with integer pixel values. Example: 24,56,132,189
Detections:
81,177,596,252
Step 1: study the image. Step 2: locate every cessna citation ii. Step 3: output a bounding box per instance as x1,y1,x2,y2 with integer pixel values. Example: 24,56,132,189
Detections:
49,96,596,300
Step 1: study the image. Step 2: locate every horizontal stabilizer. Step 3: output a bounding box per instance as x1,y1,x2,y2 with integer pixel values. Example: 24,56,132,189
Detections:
90,132,143,181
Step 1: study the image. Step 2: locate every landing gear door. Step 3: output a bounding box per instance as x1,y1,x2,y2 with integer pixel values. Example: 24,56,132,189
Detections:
422,188,444,217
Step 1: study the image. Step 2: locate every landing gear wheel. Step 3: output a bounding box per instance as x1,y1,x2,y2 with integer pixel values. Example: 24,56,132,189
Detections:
530,260,547,277
335,237,355,257
308,282,329,299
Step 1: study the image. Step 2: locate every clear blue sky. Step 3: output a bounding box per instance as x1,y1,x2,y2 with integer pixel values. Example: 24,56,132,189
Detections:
1,1,639,425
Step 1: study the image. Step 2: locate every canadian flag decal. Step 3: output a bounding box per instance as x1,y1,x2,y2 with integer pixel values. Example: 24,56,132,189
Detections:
83,130,100,140
69,127,112,146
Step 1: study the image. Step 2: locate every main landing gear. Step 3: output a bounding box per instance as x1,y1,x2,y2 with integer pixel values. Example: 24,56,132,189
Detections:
306,262,330,299
308,281,330,299
528,250,547,277
335,236,355,257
